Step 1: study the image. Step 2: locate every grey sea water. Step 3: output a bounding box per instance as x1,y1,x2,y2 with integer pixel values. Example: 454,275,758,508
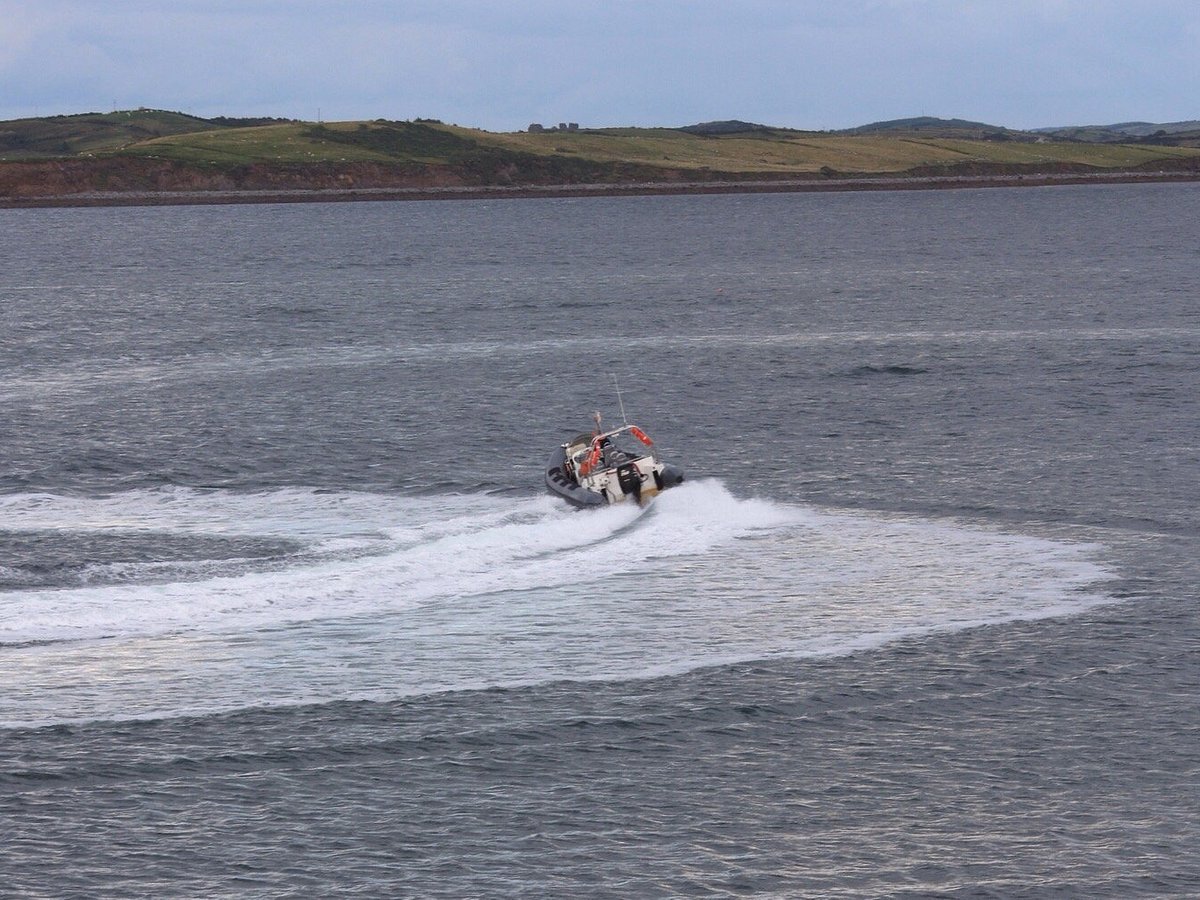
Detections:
1,184,1198,897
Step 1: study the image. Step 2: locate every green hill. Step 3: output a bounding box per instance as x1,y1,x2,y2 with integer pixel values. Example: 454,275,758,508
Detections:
676,120,780,136
838,116,1033,140
0,109,233,159
3,109,1200,202
6,109,1200,174
468,123,1200,175
1033,121,1200,145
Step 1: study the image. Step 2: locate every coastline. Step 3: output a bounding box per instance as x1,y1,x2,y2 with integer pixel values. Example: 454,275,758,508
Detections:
3,168,1199,209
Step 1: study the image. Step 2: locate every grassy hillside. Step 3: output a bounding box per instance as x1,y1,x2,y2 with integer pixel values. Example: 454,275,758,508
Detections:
118,120,677,184
462,126,1200,175
0,109,226,159
1034,120,1200,143
3,110,1200,200
838,116,1029,140
126,118,1200,175
120,122,396,165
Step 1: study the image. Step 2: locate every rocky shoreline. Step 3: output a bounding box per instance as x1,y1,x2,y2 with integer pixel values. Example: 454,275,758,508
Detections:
4,168,1200,209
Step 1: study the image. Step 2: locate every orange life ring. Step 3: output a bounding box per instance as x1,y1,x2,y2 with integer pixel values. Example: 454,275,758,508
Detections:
579,444,603,476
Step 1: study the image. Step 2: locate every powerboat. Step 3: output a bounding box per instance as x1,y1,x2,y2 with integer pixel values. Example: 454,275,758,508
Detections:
546,414,685,508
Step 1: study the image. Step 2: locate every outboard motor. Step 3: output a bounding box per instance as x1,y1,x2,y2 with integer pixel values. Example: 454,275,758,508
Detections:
616,464,642,501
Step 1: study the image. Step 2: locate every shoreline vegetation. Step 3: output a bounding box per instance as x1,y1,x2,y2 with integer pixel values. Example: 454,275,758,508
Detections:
3,110,1199,208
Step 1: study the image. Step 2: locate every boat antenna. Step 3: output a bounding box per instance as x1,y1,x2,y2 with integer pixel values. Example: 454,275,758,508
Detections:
613,374,628,425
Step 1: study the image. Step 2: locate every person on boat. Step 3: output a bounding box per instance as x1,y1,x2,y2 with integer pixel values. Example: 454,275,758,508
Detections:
597,436,614,467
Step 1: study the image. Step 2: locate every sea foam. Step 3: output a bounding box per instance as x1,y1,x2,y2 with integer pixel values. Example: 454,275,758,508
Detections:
0,481,1113,727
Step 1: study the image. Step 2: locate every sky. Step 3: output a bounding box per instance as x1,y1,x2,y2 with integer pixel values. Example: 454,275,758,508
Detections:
2,0,1198,131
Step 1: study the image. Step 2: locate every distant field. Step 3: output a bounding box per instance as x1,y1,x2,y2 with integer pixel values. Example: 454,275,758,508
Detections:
478,128,1200,173
124,120,1200,175
121,123,398,165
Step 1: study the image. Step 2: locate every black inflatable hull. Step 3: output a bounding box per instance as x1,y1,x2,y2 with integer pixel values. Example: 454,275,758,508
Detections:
657,464,686,490
545,445,608,508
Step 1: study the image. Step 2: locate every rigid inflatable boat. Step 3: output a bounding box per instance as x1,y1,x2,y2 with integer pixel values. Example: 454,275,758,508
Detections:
546,416,684,508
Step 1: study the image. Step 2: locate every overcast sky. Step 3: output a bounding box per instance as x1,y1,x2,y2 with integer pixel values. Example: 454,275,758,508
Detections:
3,0,1197,131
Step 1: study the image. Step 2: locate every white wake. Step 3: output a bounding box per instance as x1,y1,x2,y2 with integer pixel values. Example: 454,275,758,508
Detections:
0,481,1114,727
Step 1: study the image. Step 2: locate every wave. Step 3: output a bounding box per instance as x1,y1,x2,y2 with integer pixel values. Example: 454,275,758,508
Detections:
0,481,1115,728
5,324,1194,402
841,364,930,377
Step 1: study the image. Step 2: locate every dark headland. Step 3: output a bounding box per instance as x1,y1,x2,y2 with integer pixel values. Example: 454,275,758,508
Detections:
3,111,1199,208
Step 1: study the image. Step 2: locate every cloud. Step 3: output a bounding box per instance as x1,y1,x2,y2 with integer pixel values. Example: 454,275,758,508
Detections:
2,0,1198,128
